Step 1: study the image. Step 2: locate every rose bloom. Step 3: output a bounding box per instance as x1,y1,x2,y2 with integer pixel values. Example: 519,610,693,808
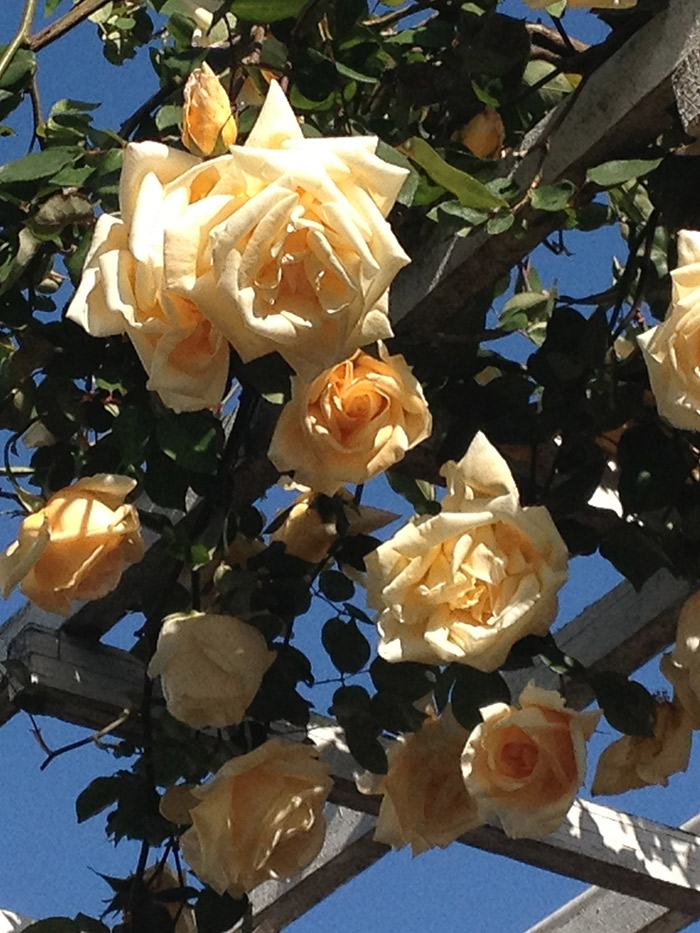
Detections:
367,432,568,672
182,62,237,157
461,683,600,839
0,474,145,614
67,80,409,406
164,739,332,896
660,588,700,728
270,485,397,563
458,108,504,159
268,344,432,494
147,611,275,729
638,229,700,431
358,706,481,855
592,698,693,796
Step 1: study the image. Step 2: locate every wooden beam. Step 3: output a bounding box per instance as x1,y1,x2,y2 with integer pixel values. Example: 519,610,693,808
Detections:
0,910,33,933
391,0,700,342
523,815,700,933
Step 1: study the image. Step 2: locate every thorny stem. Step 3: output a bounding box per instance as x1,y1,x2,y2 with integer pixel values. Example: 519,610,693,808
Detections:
0,0,38,85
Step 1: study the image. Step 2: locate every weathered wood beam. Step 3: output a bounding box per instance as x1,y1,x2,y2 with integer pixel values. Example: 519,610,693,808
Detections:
0,909,33,933
523,815,700,933
391,0,700,342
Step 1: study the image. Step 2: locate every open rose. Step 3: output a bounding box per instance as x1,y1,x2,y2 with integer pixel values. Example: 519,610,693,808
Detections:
268,344,432,494
592,699,692,796
0,474,145,614
639,229,700,431
358,707,481,854
367,432,568,672
163,739,332,896
461,683,600,838
147,611,276,728
68,80,410,403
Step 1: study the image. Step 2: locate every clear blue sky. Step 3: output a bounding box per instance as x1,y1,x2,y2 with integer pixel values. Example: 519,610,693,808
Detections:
3,1,700,930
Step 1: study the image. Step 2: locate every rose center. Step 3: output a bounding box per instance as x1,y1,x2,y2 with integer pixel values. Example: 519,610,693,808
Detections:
497,726,539,778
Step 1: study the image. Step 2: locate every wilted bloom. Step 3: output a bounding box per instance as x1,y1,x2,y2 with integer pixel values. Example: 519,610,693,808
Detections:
458,108,504,159
182,62,237,157
0,474,145,614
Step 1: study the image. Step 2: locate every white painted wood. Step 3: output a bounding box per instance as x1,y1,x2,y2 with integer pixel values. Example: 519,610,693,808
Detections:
524,815,700,933
0,910,33,933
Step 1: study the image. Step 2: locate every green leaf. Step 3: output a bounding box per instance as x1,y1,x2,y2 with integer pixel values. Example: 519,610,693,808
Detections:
157,411,223,474
232,0,307,21
74,916,109,933
0,146,81,184
156,104,182,130
450,666,510,731
331,684,372,722
195,888,249,933
370,657,437,700
386,469,440,515
344,723,388,773
322,617,370,673
587,158,662,188
22,921,80,933
530,181,575,212
0,46,36,90
399,137,506,210
29,192,94,235
335,60,378,84
319,569,355,601
590,672,656,737
375,140,419,207
486,211,514,235
75,775,124,823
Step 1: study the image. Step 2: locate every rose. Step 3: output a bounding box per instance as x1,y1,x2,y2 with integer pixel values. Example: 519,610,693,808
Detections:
0,474,145,615
457,108,504,159
270,485,397,563
182,62,237,156
358,707,481,854
68,80,410,405
660,588,700,727
188,80,411,378
592,699,692,796
461,683,600,839
66,140,231,411
638,229,700,431
366,432,568,672
268,344,432,494
162,739,332,896
147,611,276,728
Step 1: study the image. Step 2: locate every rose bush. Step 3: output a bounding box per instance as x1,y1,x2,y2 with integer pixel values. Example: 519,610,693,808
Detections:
163,739,332,896
461,683,600,838
592,699,693,796
0,474,145,614
639,229,700,431
147,611,276,728
358,706,481,854
367,432,568,672
268,344,431,494
67,80,410,407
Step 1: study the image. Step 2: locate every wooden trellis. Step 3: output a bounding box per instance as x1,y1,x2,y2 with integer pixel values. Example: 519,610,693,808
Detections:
3,0,700,929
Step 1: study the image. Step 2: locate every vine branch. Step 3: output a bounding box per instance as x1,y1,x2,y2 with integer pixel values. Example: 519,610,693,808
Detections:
0,0,39,85
26,0,113,52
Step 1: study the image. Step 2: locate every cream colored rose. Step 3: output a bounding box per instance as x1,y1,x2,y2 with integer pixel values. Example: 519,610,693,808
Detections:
268,344,432,494
182,62,237,157
270,485,397,563
367,432,568,672
358,707,481,854
660,588,700,727
0,474,145,615
189,80,411,377
461,683,600,839
68,80,410,403
170,739,332,896
638,229,700,430
592,699,692,796
147,611,275,728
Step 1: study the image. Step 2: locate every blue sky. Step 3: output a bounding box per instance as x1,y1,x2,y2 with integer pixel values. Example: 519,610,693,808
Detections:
3,1,700,930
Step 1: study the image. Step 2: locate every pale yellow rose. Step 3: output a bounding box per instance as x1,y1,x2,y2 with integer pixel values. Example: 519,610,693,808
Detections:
457,108,504,159
143,864,196,933
367,432,568,672
358,706,481,855
268,344,432,494
270,485,397,563
171,739,332,896
638,229,700,430
147,611,276,728
461,683,600,839
660,588,700,727
0,474,145,614
182,62,237,157
592,699,692,796
68,80,410,402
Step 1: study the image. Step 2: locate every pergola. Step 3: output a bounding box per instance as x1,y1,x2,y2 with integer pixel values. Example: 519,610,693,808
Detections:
3,0,700,929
